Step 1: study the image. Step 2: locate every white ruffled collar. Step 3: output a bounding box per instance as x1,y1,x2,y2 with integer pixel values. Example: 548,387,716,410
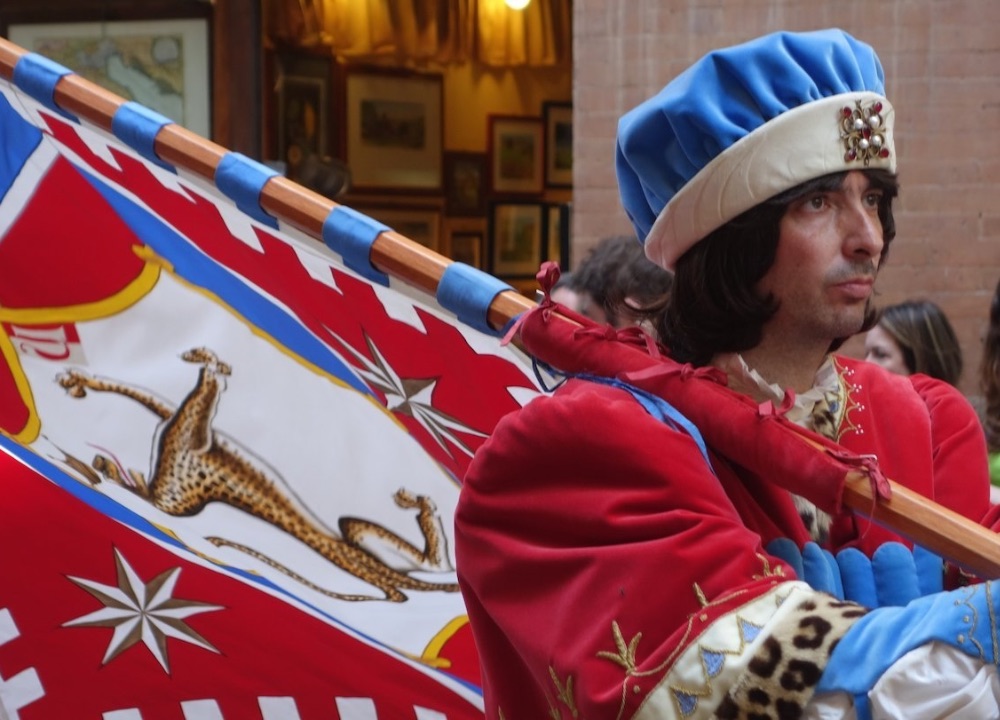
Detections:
713,353,839,427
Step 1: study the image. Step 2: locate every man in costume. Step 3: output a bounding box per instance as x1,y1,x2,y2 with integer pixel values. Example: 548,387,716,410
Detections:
456,29,1000,719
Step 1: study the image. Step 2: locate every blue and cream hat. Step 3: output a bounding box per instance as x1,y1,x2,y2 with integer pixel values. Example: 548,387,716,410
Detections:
616,28,896,271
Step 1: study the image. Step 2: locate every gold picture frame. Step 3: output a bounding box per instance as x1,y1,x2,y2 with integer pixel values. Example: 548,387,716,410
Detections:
488,115,544,195
448,230,484,268
543,101,573,188
345,68,444,193
7,18,211,137
489,201,544,277
354,205,443,252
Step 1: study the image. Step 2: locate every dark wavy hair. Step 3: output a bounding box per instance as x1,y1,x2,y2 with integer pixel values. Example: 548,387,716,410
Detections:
981,279,1000,452
640,169,899,365
570,234,673,327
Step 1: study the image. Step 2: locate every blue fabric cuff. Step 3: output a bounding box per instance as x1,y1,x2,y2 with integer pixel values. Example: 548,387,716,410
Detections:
437,263,511,336
215,153,279,229
111,102,174,171
12,53,75,120
321,206,390,286
818,581,1000,705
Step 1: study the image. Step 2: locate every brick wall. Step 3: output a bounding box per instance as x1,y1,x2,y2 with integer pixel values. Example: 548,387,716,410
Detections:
572,0,1000,400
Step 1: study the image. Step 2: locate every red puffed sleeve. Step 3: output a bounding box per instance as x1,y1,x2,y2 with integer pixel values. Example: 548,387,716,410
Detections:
455,378,804,719
908,373,990,523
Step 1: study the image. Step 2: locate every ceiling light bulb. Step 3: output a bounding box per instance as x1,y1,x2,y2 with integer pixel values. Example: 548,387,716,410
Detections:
504,0,531,9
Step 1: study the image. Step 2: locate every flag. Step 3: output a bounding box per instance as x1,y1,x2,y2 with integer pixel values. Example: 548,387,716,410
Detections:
0,40,544,719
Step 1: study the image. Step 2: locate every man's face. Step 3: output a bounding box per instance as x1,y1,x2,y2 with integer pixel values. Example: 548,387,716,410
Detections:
756,171,885,345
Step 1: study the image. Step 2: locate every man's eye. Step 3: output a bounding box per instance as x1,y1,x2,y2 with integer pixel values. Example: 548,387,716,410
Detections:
808,196,825,209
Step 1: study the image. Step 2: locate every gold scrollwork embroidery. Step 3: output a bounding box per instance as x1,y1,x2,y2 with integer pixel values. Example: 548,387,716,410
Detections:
831,357,864,441
956,585,987,661
596,582,788,719
987,582,999,662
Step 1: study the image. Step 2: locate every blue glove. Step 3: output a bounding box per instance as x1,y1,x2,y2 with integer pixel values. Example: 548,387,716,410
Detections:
817,581,1000,718
766,539,943,606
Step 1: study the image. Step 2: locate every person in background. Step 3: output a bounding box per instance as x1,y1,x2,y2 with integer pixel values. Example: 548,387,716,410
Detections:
547,270,584,313
569,234,674,328
981,279,1000,489
864,299,963,385
456,29,998,720
549,234,674,328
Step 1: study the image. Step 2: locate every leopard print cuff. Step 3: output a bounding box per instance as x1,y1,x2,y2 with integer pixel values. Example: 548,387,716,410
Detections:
714,594,868,719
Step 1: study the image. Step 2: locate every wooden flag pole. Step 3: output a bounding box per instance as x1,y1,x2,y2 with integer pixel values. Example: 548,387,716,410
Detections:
1,37,997,578
842,473,1000,577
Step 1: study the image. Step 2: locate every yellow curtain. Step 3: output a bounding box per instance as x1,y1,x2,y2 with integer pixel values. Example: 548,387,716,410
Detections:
263,0,570,68
476,0,570,68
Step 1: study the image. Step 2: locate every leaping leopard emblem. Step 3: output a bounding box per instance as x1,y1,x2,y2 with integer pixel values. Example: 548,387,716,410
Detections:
55,347,459,603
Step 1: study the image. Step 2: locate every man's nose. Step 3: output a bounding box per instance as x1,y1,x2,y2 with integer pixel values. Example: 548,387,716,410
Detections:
842,202,884,260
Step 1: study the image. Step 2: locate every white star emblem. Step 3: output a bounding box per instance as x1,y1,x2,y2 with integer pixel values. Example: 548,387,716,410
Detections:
63,547,223,673
327,327,487,457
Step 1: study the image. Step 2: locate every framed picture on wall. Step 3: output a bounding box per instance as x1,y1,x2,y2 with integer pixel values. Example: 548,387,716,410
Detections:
543,101,573,188
506,277,541,300
448,230,484,268
488,115,544,195
354,206,442,251
6,18,211,137
489,201,544,276
545,202,572,269
269,49,340,182
444,152,487,216
345,68,443,193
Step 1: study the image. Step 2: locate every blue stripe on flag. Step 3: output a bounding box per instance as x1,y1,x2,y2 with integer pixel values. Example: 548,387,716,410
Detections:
0,94,43,204
77,168,375,398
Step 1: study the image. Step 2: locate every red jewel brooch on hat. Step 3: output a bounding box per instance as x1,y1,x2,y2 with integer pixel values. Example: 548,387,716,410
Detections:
840,100,890,165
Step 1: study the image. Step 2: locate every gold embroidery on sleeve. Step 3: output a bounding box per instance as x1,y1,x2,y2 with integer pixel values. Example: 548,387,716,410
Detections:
596,620,642,672
956,585,987,661
594,561,786,719
548,666,580,718
752,552,787,581
694,583,711,607
831,357,863,441
988,582,999,662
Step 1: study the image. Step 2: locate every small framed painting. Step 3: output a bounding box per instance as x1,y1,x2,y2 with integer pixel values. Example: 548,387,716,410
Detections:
543,101,573,188
448,230,484,268
488,115,544,195
444,152,487,216
355,206,442,251
345,68,444,193
544,202,571,269
489,201,544,276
